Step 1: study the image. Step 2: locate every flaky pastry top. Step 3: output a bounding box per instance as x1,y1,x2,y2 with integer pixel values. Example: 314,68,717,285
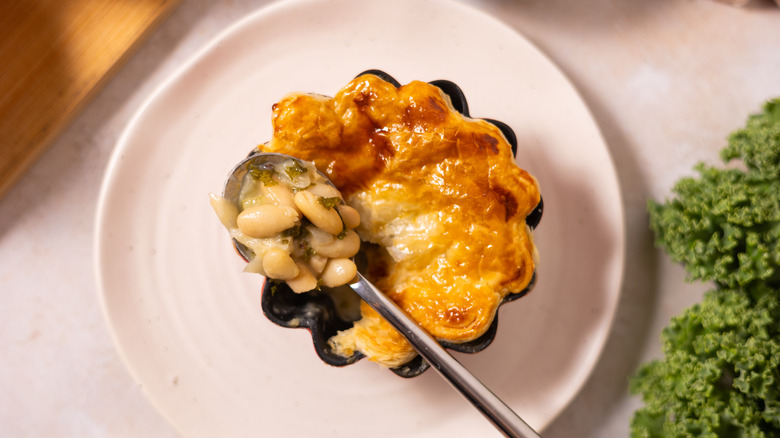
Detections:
261,74,540,367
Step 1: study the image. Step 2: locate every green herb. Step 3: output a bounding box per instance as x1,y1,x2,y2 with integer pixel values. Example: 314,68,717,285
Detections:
285,161,308,179
281,225,302,238
332,201,349,238
248,165,277,186
318,196,342,210
631,99,780,437
282,217,311,239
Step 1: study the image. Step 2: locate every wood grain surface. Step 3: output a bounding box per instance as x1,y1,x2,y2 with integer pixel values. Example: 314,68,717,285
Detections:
0,0,180,199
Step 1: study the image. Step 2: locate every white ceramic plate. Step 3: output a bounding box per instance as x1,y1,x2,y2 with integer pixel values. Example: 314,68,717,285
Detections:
95,0,625,436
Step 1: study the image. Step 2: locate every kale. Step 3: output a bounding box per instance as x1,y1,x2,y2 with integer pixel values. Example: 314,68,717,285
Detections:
630,285,780,437
648,100,780,289
284,160,308,179
248,164,277,186
317,196,342,210
631,99,780,437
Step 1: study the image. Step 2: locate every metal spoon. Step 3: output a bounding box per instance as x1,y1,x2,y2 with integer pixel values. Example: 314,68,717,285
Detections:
224,152,541,438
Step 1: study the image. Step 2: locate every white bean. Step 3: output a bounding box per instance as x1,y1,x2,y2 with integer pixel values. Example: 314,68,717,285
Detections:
310,230,360,258
261,183,298,211
319,258,358,287
306,226,336,248
293,191,343,235
307,254,329,275
336,204,361,229
237,205,299,238
209,193,239,229
286,262,318,293
306,183,343,200
262,248,299,280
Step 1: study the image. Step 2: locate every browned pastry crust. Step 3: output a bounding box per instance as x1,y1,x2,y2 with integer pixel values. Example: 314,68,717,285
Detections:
261,74,540,367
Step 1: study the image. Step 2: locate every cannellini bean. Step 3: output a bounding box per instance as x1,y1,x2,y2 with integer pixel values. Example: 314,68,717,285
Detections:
307,254,329,275
262,248,299,280
237,205,299,238
319,258,358,287
336,204,361,229
286,262,318,293
209,193,239,229
261,183,298,211
310,230,361,258
307,225,336,247
294,191,343,235
307,182,343,199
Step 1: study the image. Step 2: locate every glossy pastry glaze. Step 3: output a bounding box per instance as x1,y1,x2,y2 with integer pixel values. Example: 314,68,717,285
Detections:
261,74,540,367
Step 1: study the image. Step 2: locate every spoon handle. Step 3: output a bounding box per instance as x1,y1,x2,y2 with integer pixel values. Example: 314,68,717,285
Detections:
350,274,541,438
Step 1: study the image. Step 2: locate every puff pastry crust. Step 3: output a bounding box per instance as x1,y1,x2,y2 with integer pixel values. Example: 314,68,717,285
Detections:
261,74,540,367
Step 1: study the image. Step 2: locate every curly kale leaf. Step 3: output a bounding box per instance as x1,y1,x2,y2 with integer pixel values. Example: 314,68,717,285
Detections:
722,99,780,181
648,99,780,289
630,285,780,438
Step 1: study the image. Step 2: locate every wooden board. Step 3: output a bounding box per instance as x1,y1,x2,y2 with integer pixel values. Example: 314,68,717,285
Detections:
0,0,180,199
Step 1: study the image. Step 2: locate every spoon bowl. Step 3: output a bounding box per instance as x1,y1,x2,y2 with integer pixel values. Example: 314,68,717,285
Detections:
223,151,346,262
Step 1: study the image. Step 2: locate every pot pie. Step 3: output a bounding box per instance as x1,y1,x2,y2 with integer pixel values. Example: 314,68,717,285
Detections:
214,72,541,372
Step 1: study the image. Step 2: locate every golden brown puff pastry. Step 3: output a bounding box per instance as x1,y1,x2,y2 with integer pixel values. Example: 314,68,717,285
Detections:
261,73,540,368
